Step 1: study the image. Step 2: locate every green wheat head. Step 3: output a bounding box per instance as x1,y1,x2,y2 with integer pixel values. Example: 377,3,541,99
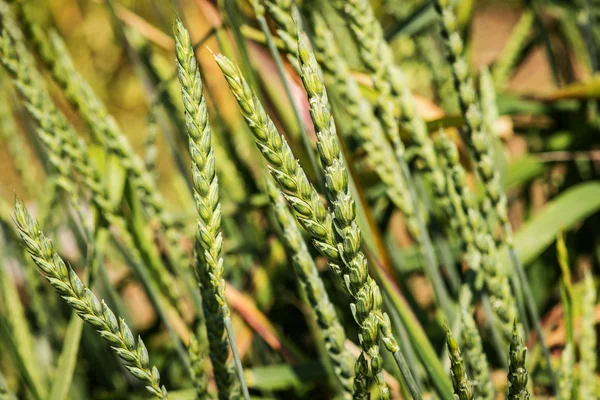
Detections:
175,19,237,399
14,200,167,399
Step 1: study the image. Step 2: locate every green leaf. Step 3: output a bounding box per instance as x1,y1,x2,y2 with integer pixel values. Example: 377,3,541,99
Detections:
47,312,84,400
244,362,327,391
0,262,46,399
545,74,600,100
502,182,600,266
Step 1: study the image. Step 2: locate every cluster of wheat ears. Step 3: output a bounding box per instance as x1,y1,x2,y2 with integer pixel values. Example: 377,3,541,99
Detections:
0,0,598,399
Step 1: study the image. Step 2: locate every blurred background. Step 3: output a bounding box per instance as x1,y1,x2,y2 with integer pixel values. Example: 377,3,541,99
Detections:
1,0,599,398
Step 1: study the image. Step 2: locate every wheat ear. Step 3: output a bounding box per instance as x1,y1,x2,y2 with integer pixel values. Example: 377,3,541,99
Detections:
297,32,391,397
335,0,448,222
175,20,248,400
264,0,300,71
215,42,421,400
445,325,473,400
433,2,556,386
460,310,494,400
435,131,518,343
507,322,530,400
266,178,354,397
579,270,597,400
332,0,455,319
13,199,167,399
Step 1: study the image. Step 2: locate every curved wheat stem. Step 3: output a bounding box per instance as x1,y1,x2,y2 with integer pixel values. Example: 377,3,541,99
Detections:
175,20,248,400
266,178,354,398
13,200,167,399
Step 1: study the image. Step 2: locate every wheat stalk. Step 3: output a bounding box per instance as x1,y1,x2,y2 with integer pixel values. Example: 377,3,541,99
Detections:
266,178,354,398
175,19,248,400
507,322,530,400
445,325,473,400
13,199,167,399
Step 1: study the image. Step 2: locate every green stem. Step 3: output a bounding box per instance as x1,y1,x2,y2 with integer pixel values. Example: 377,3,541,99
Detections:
223,306,251,400
399,158,455,321
392,350,422,400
